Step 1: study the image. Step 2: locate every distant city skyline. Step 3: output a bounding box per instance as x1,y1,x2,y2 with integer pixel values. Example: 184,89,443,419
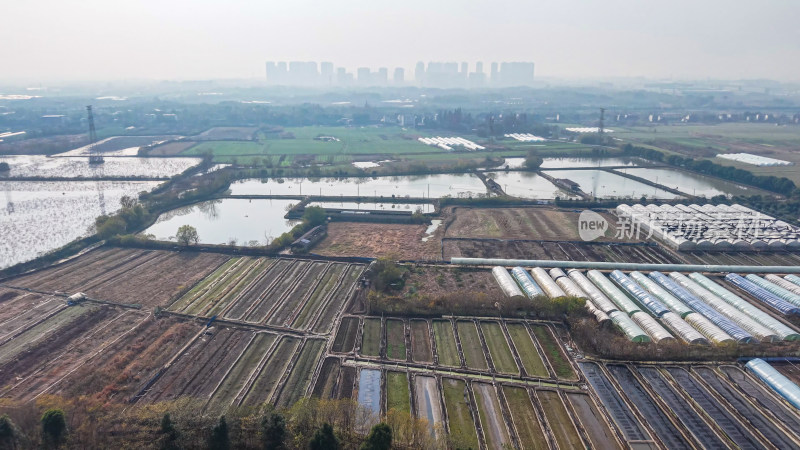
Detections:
265,61,534,88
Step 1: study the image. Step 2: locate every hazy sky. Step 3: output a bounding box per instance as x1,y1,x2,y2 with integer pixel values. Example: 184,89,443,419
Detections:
3,0,799,82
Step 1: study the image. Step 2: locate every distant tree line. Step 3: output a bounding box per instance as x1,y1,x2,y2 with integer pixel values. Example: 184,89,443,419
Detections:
621,143,797,196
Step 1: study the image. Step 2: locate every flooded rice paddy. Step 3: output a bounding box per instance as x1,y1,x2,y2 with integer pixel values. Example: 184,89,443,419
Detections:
621,167,771,197
485,171,576,199
0,155,202,178
542,169,683,199
0,180,161,269
230,174,488,198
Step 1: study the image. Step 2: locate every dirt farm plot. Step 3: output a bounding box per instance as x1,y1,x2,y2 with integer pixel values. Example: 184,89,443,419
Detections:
400,266,503,300
0,297,211,403
443,238,686,263
6,247,229,308
313,222,441,260
169,256,364,332
446,207,624,242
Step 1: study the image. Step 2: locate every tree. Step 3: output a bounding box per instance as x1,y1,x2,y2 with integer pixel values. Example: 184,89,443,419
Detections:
0,414,17,448
41,409,67,448
120,195,138,209
176,225,199,246
208,416,229,450
95,215,127,239
159,413,179,450
360,423,392,450
302,206,326,227
309,423,339,450
524,150,543,170
372,257,406,292
261,412,286,450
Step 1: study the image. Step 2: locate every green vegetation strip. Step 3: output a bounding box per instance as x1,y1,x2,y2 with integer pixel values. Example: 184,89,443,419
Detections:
507,323,549,378
169,257,241,312
432,320,460,367
456,321,488,371
290,263,346,330
242,336,300,406
385,319,406,361
537,390,583,449
410,320,433,363
204,333,276,414
0,305,95,364
331,316,359,353
386,371,410,414
276,339,326,408
361,318,382,357
503,386,548,450
480,322,518,375
442,379,479,450
311,265,364,334
531,325,576,380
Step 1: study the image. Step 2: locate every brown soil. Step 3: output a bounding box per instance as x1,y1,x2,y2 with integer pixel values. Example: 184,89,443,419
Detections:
314,222,441,260
401,266,502,299
8,248,230,308
445,207,623,242
54,315,198,402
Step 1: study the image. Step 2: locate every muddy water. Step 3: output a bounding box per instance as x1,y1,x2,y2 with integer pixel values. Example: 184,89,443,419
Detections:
473,382,511,449
567,392,622,450
414,375,443,436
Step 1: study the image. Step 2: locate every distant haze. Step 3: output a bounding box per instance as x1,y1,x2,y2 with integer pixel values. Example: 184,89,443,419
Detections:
2,0,799,82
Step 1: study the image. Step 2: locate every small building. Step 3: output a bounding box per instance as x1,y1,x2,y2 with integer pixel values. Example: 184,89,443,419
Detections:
290,225,327,253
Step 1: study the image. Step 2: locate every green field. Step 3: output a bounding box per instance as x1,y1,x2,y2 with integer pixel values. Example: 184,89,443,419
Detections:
503,386,548,450
442,379,479,450
183,125,599,168
507,323,549,378
361,318,382,357
616,123,800,184
537,390,583,449
187,126,432,158
385,319,406,361
456,321,488,371
531,325,576,380
432,320,461,367
480,322,518,375
386,371,410,413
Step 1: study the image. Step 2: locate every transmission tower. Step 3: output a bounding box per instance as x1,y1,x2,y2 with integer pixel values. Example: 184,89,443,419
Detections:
4,189,12,214
599,108,605,135
86,105,104,165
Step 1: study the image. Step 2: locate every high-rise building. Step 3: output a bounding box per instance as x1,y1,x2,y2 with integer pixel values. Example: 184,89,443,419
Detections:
415,61,425,86
265,60,533,87
393,67,404,85
377,68,388,85
320,62,334,85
